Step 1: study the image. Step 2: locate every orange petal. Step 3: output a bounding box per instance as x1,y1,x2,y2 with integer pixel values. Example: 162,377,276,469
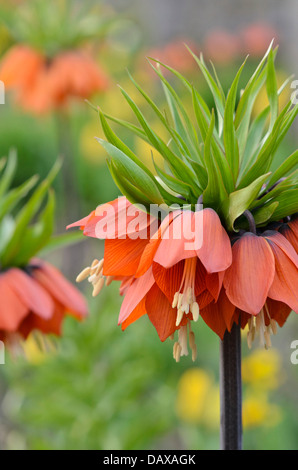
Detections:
103,237,149,277
266,239,298,312
121,296,147,330
153,211,197,268
135,211,175,277
19,303,65,338
196,289,214,309
196,209,232,273
220,289,237,332
146,283,177,341
279,220,298,254
32,261,88,319
4,268,54,319
0,274,28,331
205,271,225,302
200,300,227,340
118,267,154,324
266,298,292,327
223,233,275,315
152,260,185,304
66,210,95,231
264,230,298,265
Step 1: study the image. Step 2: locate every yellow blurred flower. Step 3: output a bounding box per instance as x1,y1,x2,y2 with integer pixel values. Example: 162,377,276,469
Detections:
253,70,291,117
22,332,57,365
175,368,215,425
243,391,282,429
242,348,283,390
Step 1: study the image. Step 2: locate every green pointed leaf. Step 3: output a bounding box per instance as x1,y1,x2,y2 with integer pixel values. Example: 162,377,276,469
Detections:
237,101,292,188
268,150,298,187
148,62,201,162
222,173,271,231
1,158,61,267
12,189,56,266
253,201,279,226
235,41,274,128
118,86,200,191
238,105,270,180
0,174,39,223
107,159,152,209
267,189,298,220
266,48,278,132
203,110,228,209
97,138,164,205
153,160,192,200
0,148,17,198
187,47,225,133
223,58,247,181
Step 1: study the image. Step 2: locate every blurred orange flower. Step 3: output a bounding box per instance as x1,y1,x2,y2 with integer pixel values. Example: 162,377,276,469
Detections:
204,30,240,64
0,258,88,348
240,23,278,57
0,44,109,114
144,39,200,77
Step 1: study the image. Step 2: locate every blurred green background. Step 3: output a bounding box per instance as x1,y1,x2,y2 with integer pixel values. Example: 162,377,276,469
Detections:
0,0,298,451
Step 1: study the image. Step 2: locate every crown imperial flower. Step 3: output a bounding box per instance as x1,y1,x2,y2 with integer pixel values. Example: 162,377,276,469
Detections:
69,42,298,360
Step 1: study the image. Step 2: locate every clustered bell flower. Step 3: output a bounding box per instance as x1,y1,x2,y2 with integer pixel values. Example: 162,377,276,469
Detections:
0,0,110,114
69,42,298,361
0,153,87,351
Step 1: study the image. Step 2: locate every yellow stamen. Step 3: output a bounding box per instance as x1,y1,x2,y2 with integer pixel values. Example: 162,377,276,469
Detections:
92,277,105,297
172,320,198,362
246,304,278,350
76,258,112,298
76,267,91,283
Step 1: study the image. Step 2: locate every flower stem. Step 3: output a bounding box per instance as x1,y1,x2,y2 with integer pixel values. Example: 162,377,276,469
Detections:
55,109,81,220
219,323,243,450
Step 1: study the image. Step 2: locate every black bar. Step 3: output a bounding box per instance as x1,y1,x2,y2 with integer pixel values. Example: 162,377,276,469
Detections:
220,323,243,450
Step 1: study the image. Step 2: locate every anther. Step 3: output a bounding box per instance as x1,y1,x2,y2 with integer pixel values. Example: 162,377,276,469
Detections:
76,267,91,283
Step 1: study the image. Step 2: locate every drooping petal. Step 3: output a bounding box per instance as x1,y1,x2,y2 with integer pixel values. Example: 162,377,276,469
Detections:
152,260,185,304
279,220,298,254
31,260,88,319
199,288,236,339
265,239,298,313
118,267,154,325
103,237,150,277
223,233,275,315
195,209,232,273
219,289,237,332
205,271,225,302
196,289,214,309
0,275,28,331
135,211,175,277
121,296,147,330
66,210,96,231
4,268,54,319
145,283,177,341
266,298,292,328
19,303,65,337
200,300,227,340
263,230,298,265
153,211,197,268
